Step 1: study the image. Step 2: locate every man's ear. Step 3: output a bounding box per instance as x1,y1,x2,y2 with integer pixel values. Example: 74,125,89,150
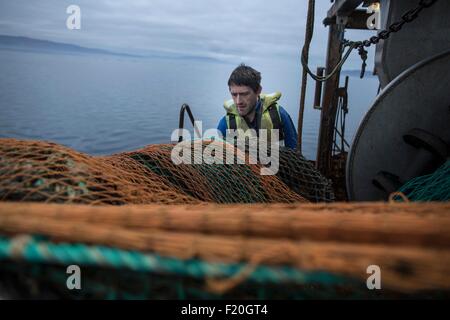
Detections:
257,86,262,95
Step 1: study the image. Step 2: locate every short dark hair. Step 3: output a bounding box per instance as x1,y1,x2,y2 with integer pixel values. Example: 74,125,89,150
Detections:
228,63,261,93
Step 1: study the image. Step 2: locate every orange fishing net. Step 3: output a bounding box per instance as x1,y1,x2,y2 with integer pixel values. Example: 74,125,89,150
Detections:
0,138,309,204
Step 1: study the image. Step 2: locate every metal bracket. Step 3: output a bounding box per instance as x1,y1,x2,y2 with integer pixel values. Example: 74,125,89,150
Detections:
336,15,349,26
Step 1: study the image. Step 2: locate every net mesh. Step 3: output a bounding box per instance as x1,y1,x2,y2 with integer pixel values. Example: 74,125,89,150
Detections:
392,160,450,202
0,139,198,205
123,141,308,203
276,147,334,202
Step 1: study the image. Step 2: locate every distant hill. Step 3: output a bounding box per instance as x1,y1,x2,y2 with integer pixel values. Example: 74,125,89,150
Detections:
0,35,142,58
0,35,226,63
341,69,377,77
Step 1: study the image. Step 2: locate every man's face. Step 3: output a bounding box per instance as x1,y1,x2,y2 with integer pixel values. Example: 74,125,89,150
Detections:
229,85,261,117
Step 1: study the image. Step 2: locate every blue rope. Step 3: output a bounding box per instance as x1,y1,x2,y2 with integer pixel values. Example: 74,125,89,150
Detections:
0,235,357,287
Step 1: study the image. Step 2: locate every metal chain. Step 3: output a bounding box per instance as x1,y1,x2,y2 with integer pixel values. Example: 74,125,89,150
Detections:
345,0,438,49
303,0,439,82
344,0,439,78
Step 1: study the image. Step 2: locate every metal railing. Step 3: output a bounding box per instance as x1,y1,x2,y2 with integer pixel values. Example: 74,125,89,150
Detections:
178,103,201,142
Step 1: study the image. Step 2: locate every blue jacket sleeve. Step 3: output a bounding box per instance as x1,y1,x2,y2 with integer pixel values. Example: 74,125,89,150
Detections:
279,106,298,149
217,116,227,138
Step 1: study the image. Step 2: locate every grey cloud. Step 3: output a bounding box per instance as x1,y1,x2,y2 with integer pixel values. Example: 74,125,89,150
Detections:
0,0,370,67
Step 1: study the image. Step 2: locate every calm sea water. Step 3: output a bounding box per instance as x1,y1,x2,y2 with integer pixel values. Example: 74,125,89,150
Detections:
0,49,379,160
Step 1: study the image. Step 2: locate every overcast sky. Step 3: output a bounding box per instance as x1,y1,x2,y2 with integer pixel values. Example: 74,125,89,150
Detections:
0,0,375,67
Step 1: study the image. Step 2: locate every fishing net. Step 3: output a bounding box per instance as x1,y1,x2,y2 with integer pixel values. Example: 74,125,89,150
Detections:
0,138,310,205
0,202,449,299
11,138,450,299
392,160,450,202
0,138,337,205
276,147,334,202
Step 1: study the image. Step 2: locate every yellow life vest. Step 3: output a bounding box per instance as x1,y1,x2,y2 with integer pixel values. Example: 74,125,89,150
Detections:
223,92,285,142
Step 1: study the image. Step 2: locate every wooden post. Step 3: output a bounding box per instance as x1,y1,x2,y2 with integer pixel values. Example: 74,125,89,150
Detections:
316,23,344,176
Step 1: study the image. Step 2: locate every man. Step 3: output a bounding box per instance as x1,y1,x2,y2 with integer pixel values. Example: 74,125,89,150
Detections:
217,64,298,149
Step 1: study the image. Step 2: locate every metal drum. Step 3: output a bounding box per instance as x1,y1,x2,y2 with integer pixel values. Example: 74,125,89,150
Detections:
347,49,450,201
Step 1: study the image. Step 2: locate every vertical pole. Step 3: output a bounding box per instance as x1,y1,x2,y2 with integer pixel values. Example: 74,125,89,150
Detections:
297,0,316,154
316,23,344,176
